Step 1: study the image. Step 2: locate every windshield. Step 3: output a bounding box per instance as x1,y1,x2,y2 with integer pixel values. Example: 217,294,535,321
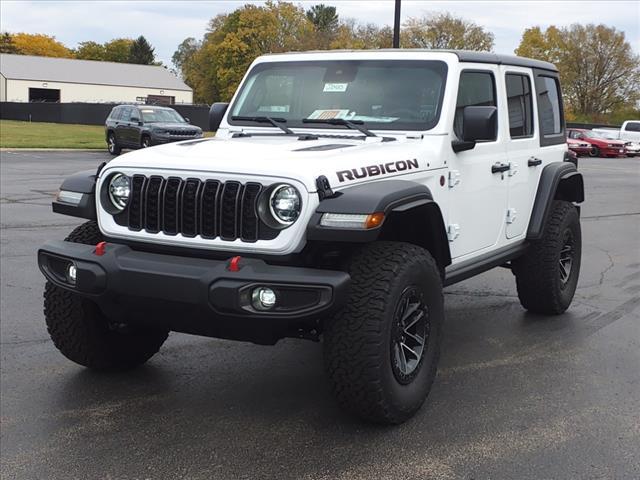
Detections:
140,108,185,124
585,130,617,140
229,60,448,131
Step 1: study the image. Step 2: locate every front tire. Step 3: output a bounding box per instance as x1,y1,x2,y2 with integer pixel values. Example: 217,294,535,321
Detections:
43,221,168,370
513,201,581,315
107,132,121,155
589,146,600,157
141,135,151,148
324,242,444,424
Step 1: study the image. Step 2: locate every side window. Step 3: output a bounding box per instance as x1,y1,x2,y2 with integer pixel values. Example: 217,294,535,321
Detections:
568,130,581,139
624,121,640,132
538,76,562,136
109,108,120,121
120,107,132,122
454,71,497,141
506,73,533,138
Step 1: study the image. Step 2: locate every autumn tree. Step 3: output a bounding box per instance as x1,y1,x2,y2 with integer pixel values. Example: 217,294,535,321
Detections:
75,41,106,61
129,35,156,64
330,20,392,49
401,13,494,51
103,38,134,63
516,24,640,119
8,33,73,57
172,37,200,71
0,32,18,53
176,1,315,103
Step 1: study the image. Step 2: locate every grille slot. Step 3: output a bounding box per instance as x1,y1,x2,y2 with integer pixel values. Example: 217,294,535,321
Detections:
122,175,267,242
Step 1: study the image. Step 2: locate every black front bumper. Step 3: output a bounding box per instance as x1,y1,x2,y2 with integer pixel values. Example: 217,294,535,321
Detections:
38,241,350,344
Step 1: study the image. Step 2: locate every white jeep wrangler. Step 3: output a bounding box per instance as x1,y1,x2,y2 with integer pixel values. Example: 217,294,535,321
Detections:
39,50,584,424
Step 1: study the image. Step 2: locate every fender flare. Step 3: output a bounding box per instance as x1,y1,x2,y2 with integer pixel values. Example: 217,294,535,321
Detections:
527,162,584,240
307,180,452,270
52,168,100,220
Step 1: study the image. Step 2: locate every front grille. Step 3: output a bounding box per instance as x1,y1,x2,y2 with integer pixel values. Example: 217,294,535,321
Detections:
168,130,199,136
125,175,268,242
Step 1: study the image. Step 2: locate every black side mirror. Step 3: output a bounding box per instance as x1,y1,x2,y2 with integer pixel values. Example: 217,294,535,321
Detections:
130,116,139,123
209,102,229,131
452,106,498,153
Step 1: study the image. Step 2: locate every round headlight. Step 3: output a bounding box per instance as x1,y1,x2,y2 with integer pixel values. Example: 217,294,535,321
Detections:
269,184,301,225
108,173,130,211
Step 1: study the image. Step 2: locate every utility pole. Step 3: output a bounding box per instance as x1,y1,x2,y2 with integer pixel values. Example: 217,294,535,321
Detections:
393,0,401,48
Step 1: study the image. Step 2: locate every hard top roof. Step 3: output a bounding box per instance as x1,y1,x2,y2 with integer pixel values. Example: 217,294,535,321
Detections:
264,49,558,72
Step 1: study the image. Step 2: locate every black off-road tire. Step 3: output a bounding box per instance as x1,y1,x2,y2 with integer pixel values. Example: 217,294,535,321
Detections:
107,132,121,155
513,201,581,315
324,242,444,424
43,221,168,370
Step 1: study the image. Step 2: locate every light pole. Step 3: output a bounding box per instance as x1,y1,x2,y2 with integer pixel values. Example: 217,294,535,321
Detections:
393,0,401,48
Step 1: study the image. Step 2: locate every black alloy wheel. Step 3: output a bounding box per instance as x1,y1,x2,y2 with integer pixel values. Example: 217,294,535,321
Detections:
391,286,430,384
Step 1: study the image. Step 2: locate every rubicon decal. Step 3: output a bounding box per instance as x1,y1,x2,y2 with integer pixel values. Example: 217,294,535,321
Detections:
336,159,419,183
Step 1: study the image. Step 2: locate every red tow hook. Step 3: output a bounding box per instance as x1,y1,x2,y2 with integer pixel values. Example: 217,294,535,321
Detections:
94,241,107,256
228,255,242,272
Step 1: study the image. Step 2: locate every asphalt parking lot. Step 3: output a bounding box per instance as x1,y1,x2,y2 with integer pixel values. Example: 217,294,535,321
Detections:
1,150,639,479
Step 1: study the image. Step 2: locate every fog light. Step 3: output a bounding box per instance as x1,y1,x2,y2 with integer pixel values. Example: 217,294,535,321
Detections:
252,287,277,310
66,263,77,284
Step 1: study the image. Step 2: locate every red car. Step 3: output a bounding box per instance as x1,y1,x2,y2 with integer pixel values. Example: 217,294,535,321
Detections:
567,128,626,157
567,137,594,156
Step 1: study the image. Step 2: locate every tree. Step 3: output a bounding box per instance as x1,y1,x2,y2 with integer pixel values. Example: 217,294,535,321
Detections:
0,32,18,53
401,13,494,51
172,37,200,71
330,20,392,49
516,24,640,119
129,35,156,64
8,33,73,57
306,4,339,48
175,1,315,103
306,4,338,32
103,38,134,63
75,41,106,61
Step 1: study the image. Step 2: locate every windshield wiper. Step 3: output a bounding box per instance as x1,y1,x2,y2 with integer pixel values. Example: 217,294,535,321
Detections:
302,118,377,137
231,116,294,135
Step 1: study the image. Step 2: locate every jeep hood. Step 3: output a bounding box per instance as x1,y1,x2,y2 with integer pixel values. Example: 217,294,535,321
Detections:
104,135,443,192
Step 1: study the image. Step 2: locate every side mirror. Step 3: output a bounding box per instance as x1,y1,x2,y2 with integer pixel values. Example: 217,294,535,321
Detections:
130,116,139,123
452,106,498,153
209,102,229,131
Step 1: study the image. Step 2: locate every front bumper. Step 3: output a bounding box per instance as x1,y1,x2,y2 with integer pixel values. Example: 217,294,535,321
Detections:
38,241,350,344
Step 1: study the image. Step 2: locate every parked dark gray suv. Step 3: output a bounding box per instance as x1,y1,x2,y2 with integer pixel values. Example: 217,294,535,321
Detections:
105,105,203,155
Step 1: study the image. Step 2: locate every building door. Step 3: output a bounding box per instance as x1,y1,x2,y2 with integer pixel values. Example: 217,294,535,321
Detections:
29,88,60,102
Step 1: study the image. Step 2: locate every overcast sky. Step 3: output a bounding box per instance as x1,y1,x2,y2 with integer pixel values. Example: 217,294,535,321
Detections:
1,1,638,66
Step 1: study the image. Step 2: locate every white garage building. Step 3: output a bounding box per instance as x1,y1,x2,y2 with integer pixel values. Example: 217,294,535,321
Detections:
0,54,193,104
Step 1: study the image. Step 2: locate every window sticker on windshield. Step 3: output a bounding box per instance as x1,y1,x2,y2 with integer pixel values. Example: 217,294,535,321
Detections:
258,105,290,113
308,109,350,120
323,83,348,93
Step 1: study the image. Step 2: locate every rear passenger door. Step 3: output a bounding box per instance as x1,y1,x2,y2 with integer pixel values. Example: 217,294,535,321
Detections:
504,68,566,239
502,67,538,239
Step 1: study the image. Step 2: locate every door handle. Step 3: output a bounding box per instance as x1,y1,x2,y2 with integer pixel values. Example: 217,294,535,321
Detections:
491,163,511,174
528,157,542,167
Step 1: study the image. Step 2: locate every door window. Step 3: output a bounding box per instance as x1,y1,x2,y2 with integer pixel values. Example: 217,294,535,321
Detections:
120,107,133,122
506,74,533,138
454,71,497,141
